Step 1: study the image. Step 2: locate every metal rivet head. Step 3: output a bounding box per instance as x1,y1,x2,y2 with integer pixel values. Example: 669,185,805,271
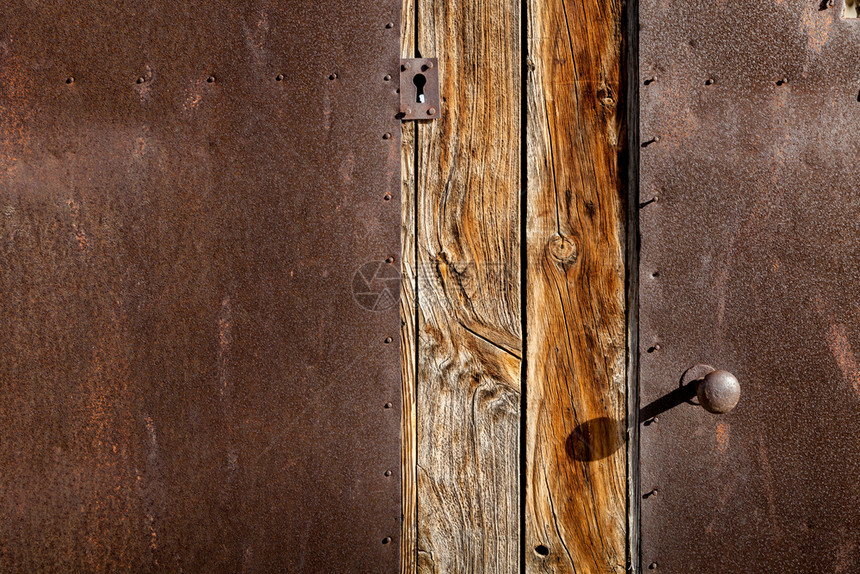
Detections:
385,22,394,29
384,337,393,344
427,107,437,116
382,537,392,545
401,63,409,71
276,74,284,81
384,74,392,81
384,402,392,409
649,563,658,570
384,470,392,476
136,77,145,84
382,133,391,140
384,193,392,201
385,256,395,263
207,75,216,83
705,78,714,85
66,77,75,84
329,73,338,80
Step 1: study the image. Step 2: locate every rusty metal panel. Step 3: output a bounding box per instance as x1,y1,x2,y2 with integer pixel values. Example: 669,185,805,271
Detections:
0,1,401,571
639,1,860,572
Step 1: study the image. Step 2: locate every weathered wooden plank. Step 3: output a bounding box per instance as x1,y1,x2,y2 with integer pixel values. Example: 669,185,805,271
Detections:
414,0,522,570
525,0,627,571
400,0,417,571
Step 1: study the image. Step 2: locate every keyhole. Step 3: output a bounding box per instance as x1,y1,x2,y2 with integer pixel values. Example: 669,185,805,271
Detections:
413,73,427,104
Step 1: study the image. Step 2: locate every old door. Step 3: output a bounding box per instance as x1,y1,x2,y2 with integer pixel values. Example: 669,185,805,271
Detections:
0,1,401,571
639,1,860,572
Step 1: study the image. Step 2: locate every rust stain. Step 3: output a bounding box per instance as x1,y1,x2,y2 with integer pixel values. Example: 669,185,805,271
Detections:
715,421,730,454
82,304,139,572
800,4,830,57
825,321,860,398
133,64,153,102
0,42,34,174
218,295,233,397
756,433,782,543
66,198,89,251
182,77,208,114
243,3,271,67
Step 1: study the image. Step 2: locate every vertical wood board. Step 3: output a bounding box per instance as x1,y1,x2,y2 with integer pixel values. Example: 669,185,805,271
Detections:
414,0,523,571
526,0,628,571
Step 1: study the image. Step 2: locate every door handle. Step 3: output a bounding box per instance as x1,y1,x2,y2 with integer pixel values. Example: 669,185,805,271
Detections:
695,369,740,414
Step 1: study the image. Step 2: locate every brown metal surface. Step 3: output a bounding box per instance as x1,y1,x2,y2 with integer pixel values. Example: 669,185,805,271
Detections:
639,2,860,572
0,2,401,572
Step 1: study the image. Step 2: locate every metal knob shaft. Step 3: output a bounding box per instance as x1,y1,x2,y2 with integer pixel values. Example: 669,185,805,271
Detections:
696,370,740,414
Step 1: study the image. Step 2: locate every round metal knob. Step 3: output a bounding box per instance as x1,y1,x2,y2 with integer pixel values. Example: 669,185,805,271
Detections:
696,370,740,414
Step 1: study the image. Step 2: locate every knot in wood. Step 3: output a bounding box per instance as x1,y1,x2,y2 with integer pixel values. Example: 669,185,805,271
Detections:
549,234,577,264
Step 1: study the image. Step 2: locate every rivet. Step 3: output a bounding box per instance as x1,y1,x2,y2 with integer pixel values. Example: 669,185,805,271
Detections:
66,77,75,84
207,75,216,83
382,133,391,140
425,61,434,70
705,78,714,85
427,107,437,116
644,76,657,85
386,256,395,263
401,63,410,71
404,107,413,115
276,74,284,81
384,74,392,81
384,402,392,409
384,337,393,344
329,73,338,80
644,489,658,499
136,77,145,84
384,470,392,476
384,193,392,201
776,77,788,86
649,563,658,570
385,22,394,29
382,537,392,545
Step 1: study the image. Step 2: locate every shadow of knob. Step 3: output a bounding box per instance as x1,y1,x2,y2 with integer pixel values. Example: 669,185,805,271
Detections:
697,370,740,414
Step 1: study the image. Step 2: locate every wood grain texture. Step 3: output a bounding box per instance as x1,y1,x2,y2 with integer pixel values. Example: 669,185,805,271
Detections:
400,0,417,571
414,0,522,571
525,0,627,571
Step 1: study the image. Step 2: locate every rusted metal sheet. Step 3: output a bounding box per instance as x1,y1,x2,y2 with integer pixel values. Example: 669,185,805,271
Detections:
0,2,401,571
639,1,860,572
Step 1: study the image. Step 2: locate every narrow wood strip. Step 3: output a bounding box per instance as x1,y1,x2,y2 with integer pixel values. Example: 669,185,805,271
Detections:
400,0,418,571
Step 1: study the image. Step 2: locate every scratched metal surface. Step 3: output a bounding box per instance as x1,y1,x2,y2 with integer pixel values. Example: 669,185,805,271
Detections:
639,2,860,572
0,1,401,572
